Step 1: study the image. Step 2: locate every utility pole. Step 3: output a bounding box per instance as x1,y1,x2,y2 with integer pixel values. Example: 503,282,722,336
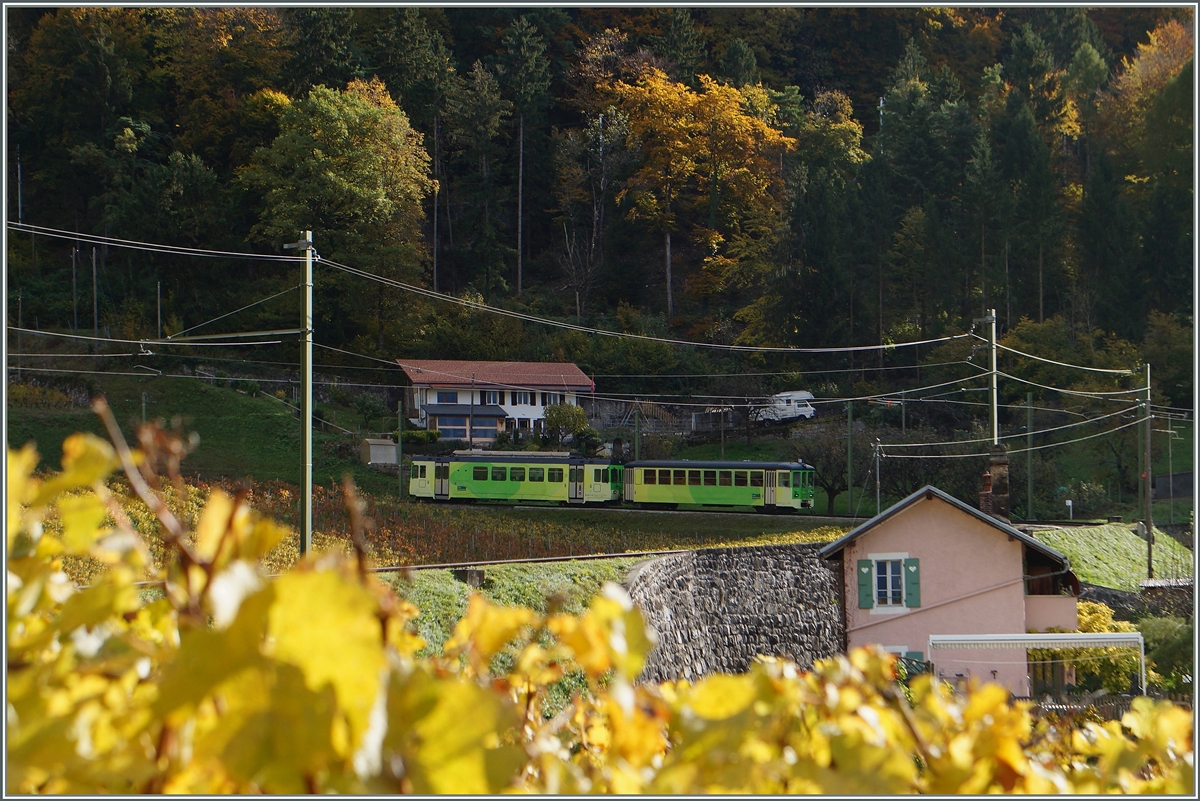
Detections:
1027,392,1034,521
157,281,162,339
72,248,78,332
284,231,314,556
874,439,881,516
1143,363,1153,578
468,373,475,449
92,247,98,352
847,400,853,515
989,308,998,445
397,400,405,500
17,289,22,379
634,408,641,460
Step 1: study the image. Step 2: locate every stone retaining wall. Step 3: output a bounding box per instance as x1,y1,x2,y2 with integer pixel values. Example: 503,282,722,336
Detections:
625,543,844,684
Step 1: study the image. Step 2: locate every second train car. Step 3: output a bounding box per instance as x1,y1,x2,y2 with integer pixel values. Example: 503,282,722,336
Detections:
622,460,815,512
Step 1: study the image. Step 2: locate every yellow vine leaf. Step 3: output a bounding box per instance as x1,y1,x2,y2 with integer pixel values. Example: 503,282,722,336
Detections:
443,593,539,665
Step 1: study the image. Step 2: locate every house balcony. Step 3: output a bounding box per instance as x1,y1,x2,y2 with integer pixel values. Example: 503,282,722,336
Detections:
1025,595,1079,632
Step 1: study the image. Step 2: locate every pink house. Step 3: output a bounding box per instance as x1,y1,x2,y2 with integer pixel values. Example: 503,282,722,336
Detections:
820,485,1080,696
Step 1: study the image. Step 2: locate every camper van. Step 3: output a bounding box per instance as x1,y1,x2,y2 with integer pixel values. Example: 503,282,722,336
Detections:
757,390,817,423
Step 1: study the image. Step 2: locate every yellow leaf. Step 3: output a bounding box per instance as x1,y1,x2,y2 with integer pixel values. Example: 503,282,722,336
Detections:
57,493,110,553
32,434,119,506
443,594,537,664
268,570,387,755
7,444,40,547
194,490,234,561
685,674,757,720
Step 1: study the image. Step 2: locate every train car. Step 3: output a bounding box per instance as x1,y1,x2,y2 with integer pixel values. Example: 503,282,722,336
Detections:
623,460,815,512
408,451,623,505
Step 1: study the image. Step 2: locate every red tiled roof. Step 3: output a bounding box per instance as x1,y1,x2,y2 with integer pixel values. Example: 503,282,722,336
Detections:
396,359,593,391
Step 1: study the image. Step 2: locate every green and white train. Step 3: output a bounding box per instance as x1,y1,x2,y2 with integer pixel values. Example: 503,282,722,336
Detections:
408,451,815,513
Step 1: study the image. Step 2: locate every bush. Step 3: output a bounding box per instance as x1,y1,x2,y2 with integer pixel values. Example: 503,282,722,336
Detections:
400,428,440,445
7,382,72,408
329,385,356,407
213,369,229,388
5,424,1194,795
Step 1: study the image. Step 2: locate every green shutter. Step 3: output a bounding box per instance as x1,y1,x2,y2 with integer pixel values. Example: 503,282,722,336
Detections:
904,558,921,607
857,560,874,608
904,650,924,661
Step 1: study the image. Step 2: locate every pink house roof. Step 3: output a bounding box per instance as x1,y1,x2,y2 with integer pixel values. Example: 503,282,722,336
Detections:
396,359,594,391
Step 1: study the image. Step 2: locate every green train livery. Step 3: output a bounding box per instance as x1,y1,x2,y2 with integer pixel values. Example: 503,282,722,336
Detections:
408,451,623,505
622,460,815,512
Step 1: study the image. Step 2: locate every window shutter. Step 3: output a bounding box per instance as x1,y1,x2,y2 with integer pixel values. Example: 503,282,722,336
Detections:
904,650,924,661
904,558,921,607
857,560,873,608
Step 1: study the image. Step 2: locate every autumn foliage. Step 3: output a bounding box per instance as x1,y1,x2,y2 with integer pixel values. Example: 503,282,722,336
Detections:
7,415,1194,793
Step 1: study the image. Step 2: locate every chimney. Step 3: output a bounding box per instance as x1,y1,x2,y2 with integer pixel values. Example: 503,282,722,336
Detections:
979,470,993,515
989,445,1010,521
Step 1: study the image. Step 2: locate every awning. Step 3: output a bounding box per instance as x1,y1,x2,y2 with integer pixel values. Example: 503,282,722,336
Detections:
421,404,508,418
928,632,1145,695
929,633,1144,650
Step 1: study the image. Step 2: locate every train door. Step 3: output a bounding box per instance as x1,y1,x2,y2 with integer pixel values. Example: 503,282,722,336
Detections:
765,470,777,506
568,461,585,503
434,458,450,499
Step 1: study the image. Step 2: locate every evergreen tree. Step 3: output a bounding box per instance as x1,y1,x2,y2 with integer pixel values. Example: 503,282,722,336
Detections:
498,16,552,296
718,38,758,87
282,8,362,95
650,8,706,86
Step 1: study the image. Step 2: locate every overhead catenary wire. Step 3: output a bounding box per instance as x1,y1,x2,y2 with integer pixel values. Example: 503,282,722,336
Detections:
880,405,1141,450
7,222,301,262
168,285,301,339
880,417,1145,459
996,370,1148,399
321,256,975,355
978,334,1139,375
7,327,284,348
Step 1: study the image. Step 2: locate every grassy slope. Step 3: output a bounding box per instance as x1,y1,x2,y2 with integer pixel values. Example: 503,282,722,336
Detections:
7,374,396,495
1031,524,1193,592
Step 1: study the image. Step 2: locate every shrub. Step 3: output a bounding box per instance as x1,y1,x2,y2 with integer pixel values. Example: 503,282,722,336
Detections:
7,382,72,408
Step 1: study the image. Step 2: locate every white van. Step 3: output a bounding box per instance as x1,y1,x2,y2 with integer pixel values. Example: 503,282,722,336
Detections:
757,390,817,422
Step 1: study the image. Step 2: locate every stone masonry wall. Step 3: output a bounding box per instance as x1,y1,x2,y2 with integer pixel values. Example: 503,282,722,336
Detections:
625,543,844,684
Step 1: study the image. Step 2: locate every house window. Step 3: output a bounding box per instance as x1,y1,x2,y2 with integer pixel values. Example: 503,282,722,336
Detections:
435,417,467,439
436,391,458,404
485,390,501,405
513,391,532,406
857,554,921,611
544,392,563,405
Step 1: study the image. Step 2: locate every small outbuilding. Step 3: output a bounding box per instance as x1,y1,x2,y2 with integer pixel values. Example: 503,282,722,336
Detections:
361,438,397,465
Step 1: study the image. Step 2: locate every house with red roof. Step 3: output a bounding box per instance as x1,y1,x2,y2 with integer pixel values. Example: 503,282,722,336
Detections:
396,359,594,443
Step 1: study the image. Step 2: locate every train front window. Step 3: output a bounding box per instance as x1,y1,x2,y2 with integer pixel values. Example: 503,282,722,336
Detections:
492,467,506,481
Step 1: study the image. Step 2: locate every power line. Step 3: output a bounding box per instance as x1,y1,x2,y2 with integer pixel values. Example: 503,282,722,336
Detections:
7,222,299,262
880,418,1144,460
982,334,1139,375
997,371,1148,399
320,257,975,355
881,405,1140,450
591,359,979,378
169,285,301,339
7,327,285,348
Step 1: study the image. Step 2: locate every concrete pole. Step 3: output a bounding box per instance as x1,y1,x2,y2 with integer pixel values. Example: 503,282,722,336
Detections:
1027,392,1034,521
847,401,854,515
1144,363,1153,579
157,281,162,339
72,248,78,332
989,308,998,445
285,232,314,556
92,247,98,352
397,401,405,500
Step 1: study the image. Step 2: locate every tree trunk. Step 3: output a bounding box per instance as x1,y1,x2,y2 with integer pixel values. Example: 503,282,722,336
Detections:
517,113,524,296
665,229,673,320
1038,241,1044,323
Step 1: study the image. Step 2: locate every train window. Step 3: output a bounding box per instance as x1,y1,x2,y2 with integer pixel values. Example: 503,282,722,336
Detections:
511,467,525,482
734,471,748,487
778,472,790,487
644,469,656,485
659,469,672,484
473,466,488,481
750,471,764,487
529,468,544,482
673,469,686,486
593,468,602,483
703,470,717,486
492,467,506,481
411,465,419,479
569,467,582,483
719,470,732,486
435,465,448,480
688,470,701,486
548,468,563,482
